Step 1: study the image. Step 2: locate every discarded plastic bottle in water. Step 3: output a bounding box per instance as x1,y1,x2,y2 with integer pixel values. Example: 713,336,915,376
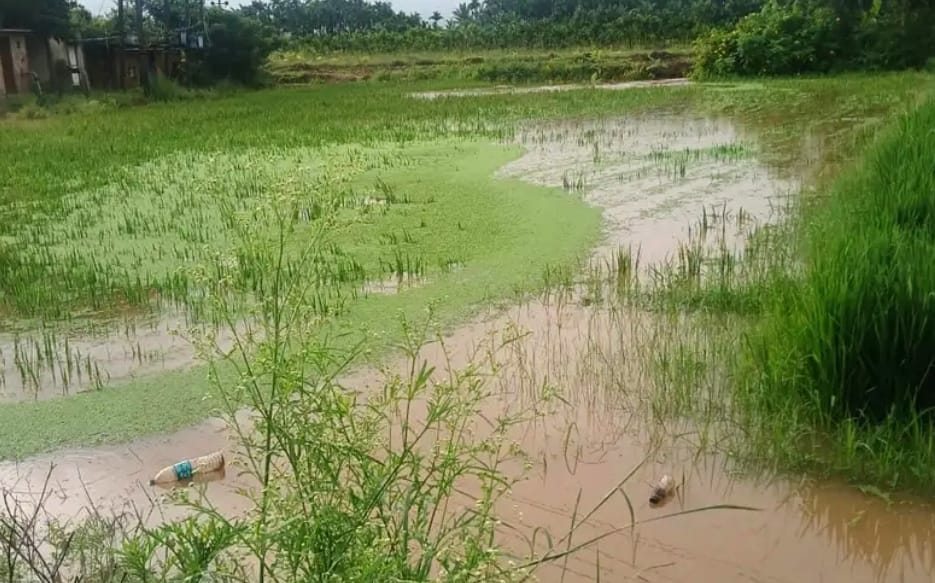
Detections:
649,474,675,506
149,450,225,485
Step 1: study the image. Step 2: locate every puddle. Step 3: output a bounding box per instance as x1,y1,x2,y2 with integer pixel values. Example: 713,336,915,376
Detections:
0,313,246,402
0,414,252,526
412,78,692,100
2,111,932,581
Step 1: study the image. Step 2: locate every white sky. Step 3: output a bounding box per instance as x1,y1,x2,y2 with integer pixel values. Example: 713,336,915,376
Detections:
78,0,462,18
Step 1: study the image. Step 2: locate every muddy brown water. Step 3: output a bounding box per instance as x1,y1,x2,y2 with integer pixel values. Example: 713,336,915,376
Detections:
2,113,934,581
0,313,199,402
2,300,933,582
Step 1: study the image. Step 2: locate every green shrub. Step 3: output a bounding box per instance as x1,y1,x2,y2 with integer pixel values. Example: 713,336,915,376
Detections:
14,103,49,120
695,0,935,77
186,9,277,87
694,1,841,77
147,73,188,102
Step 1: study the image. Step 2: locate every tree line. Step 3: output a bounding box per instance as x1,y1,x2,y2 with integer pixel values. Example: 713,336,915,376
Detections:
2,1,932,80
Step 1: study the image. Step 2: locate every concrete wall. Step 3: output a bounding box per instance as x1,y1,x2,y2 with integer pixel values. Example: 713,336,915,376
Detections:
0,33,30,95
12,35,87,91
24,36,50,82
9,33,29,92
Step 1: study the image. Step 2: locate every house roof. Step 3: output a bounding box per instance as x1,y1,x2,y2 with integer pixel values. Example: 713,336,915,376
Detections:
0,29,33,35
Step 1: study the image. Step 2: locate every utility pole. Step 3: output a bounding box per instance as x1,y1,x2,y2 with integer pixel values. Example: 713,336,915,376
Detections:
135,0,150,92
117,0,125,89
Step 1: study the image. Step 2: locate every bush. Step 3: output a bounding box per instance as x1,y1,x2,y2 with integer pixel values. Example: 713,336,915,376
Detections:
147,73,188,102
694,1,841,77
14,103,49,120
185,9,277,87
695,0,935,78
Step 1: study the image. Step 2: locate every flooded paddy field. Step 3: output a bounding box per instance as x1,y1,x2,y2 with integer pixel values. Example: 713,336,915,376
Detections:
2,75,935,581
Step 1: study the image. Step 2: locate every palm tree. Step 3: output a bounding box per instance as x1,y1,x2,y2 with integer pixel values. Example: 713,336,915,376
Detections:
452,2,471,24
429,10,443,27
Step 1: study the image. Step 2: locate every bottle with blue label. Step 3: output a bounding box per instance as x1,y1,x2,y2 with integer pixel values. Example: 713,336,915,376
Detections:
150,451,225,485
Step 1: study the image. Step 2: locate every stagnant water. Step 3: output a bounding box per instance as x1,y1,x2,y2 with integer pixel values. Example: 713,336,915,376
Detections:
2,112,933,582
0,285,416,402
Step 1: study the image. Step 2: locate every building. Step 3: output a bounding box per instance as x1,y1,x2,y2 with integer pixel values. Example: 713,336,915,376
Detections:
81,39,185,91
0,29,86,96
80,28,205,90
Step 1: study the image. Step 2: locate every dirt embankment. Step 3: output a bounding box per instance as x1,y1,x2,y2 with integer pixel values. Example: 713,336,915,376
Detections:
266,49,694,85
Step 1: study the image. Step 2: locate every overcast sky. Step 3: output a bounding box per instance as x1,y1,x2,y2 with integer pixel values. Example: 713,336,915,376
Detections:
78,0,462,18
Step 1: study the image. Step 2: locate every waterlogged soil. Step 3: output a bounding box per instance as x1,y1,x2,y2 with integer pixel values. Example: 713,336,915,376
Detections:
0,113,785,403
0,314,191,402
0,275,418,402
3,112,933,581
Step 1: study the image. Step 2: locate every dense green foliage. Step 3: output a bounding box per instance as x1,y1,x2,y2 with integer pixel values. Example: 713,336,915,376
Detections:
186,8,277,85
63,2,278,86
56,0,935,81
253,0,763,50
0,0,71,38
695,0,935,76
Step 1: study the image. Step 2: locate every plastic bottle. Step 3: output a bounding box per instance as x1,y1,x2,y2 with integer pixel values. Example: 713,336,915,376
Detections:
649,474,675,506
149,450,225,485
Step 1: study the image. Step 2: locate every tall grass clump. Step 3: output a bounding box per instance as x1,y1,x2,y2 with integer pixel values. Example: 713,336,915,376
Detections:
739,98,935,490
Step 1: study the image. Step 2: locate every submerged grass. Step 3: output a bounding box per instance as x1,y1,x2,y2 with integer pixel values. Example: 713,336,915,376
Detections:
0,142,600,458
0,177,757,583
